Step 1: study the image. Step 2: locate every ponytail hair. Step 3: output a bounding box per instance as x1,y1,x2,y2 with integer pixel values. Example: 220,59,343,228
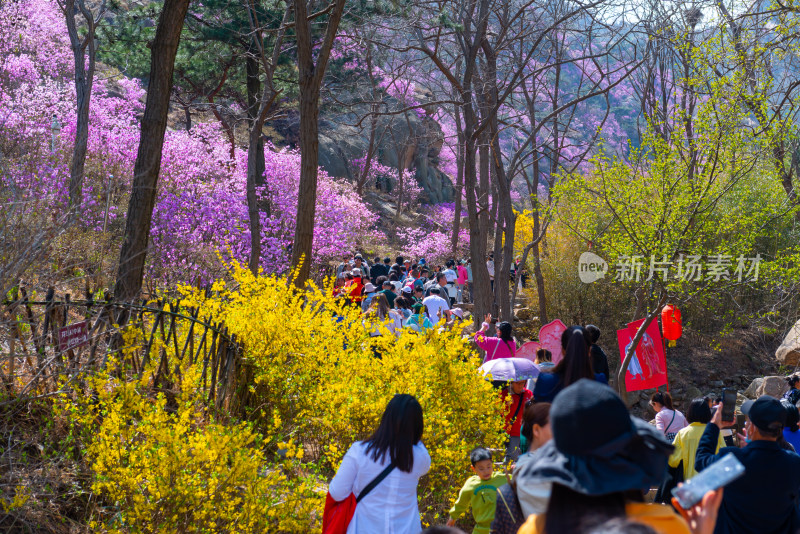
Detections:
553,326,594,388
650,391,674,411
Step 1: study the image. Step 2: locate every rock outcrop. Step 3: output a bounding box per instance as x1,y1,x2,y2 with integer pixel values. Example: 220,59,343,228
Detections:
268,95,456,204
776,320,800,366
744,376,788,399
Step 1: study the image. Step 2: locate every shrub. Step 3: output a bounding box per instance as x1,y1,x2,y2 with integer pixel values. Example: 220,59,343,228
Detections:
60,265,505,532
180,265,507,525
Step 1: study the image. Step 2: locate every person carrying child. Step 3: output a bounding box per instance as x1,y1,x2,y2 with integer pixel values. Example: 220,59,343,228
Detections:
446,447,508,534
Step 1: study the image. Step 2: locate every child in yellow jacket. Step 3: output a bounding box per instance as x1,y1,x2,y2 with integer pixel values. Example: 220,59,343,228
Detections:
446,447,507,534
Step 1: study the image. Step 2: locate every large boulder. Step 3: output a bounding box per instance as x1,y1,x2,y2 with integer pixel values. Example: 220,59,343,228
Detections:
268,95,455,204
755,376,788,399
776,320,800,366
686,386,702,401
743,377,763,399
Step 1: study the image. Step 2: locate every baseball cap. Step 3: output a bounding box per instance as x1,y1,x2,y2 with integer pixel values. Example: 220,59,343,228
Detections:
401,286,412,294
351,268,362,276
741,396,786,432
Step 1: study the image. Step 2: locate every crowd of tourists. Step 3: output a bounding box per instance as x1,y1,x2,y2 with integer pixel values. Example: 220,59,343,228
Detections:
330,252,527,334
324,252,800,534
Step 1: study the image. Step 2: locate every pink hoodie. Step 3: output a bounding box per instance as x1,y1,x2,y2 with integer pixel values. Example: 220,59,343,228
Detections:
475,327,516,361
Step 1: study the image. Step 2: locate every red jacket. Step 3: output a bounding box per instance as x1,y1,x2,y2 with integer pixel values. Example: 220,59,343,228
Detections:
501,389,533,437
347,279,365,303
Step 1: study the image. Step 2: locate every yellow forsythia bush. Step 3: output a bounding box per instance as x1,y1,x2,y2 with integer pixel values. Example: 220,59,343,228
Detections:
180,264,507,527
59,263,506,532
59,349,319,533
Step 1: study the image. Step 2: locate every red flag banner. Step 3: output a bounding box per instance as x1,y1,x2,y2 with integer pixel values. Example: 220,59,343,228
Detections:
617,318,667,392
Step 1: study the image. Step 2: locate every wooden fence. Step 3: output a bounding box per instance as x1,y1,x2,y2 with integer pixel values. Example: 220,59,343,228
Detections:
0,287,244,410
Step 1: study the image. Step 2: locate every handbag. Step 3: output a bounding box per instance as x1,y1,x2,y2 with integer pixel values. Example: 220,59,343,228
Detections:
322,462,396,534
493,483,525,534
663,411,677,442
654,460,684,505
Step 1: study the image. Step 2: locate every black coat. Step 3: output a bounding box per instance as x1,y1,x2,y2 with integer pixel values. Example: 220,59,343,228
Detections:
590,344,610,383
370,263,388,283
695,424,800,534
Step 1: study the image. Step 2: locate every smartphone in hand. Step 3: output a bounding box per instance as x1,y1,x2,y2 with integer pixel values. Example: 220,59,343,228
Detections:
672,453,745,510
720,388,737,423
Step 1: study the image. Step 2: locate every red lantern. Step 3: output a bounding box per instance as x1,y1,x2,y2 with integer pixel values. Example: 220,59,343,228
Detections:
661,304,682,347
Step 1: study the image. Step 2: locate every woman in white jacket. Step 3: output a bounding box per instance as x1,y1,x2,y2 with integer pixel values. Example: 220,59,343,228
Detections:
329,394,431,534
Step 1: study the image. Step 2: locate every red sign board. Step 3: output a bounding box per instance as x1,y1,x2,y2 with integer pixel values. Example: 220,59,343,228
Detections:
617,318,667,392
58,321,89,352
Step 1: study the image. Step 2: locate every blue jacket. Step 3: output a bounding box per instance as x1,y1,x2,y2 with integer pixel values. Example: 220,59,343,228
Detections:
532,372,607,403
695,424,800,534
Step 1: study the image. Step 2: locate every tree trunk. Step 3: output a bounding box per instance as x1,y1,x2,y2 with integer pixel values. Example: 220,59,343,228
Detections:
617,293,667,399
291,83,320,283
63,0,97,210
246,52,267,274
532,239,547,323
356,104,379,196
69,83,91,209
289,0,346,288
464,102,492,328
530,156,548,323
450,111,465,256
113,0,190,302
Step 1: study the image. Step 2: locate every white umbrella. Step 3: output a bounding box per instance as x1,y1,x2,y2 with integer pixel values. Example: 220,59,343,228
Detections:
479,357,540,382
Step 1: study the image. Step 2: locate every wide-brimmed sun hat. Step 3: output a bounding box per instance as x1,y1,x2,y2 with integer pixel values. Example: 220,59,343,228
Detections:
514,379,673,495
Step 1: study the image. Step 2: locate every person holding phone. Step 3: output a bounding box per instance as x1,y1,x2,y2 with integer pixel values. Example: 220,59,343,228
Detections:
694,395,800,534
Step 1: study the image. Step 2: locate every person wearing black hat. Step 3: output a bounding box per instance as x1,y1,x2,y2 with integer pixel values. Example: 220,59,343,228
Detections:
516,379,694,534
694,395,800,534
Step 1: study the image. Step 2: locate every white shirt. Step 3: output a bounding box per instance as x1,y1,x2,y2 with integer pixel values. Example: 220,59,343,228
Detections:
329,441,431,534
422,295,450,322
443,268,457,283
388,309,404,336
487,260,495,278
656,408,688,434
